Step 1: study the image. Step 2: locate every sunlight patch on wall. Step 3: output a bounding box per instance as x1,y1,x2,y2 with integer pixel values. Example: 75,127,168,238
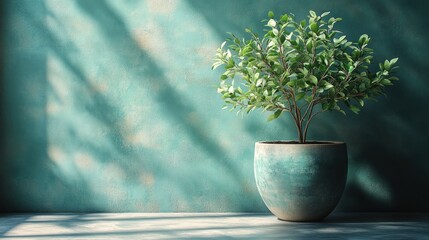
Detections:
48,146,66,165
74,152,95,170
355,164,392,204
40,0,266,211
146,0,178,15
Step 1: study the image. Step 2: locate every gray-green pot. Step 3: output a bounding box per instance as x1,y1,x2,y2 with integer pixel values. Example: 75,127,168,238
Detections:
254,141,348,222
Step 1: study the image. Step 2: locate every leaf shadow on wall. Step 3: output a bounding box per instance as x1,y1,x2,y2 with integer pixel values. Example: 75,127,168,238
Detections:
0,1,109,212
74,0,263,211
1,0,263,211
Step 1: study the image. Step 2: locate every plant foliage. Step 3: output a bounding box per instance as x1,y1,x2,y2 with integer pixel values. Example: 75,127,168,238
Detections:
212,10,399,143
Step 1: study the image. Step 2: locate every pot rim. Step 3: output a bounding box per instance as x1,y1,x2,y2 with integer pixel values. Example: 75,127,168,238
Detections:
256,140,345,145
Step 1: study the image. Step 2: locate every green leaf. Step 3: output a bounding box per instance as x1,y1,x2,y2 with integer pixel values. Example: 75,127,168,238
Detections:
349,105,360,114
268,11,275,18
300,20,306,28
309,75,318,85
321,11,330,17
322,102,330,111
383,60,391,70
267,109,283,121
297,79,307,88
220,41,226,49
323,82,334,90
309,10,317,18
228,86,234,93
389,57,399,65
317,88,325,94
241,46,252,56
334,35,346,44
358,34,368,45
212,61,223,70
287,79,296,87
246,105,256,113
267,19,276,27
263,89,268,96
381,79,392,85
272,28,279,36
305,95,313,102
310,22,319,32
225,58,235,69
306,39,313,52
299,68,309,76
280,14,289,22
295,92,306,101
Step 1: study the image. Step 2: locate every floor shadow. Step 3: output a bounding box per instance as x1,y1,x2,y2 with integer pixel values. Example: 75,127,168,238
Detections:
1,213,429,239
0,215,29,236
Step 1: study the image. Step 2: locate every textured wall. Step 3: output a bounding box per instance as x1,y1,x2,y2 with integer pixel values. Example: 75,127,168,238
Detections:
0,0,428,212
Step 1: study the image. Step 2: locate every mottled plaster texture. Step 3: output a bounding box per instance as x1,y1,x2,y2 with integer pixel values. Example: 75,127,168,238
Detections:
0,0,428,212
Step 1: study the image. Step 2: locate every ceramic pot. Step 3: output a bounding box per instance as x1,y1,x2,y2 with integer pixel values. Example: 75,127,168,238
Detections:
254,141,348,221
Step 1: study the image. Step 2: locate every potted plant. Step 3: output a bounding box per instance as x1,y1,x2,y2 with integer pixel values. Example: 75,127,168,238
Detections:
212,10,398,221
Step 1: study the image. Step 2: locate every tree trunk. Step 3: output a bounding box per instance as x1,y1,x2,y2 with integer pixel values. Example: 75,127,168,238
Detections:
297,122,304,143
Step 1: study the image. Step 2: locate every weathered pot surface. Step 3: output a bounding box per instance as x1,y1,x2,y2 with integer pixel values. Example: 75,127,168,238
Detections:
254,141,348,222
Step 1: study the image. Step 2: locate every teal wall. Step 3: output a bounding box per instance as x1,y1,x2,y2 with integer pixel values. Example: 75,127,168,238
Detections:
1,0,428,212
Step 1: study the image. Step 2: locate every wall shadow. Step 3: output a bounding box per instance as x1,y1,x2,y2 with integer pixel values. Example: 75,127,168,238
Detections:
188,0,429,211
0,0,104,212
72,0,258,211
1,0,262,212
0,0,7,212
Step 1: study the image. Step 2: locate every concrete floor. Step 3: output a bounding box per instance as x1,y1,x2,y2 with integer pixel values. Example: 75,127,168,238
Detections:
1,213,429,239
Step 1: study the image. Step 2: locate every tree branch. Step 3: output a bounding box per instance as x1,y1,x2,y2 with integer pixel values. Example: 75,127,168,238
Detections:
303,110,324,141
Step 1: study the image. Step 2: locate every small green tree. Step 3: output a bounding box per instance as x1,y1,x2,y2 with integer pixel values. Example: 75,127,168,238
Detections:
212,10,398,143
